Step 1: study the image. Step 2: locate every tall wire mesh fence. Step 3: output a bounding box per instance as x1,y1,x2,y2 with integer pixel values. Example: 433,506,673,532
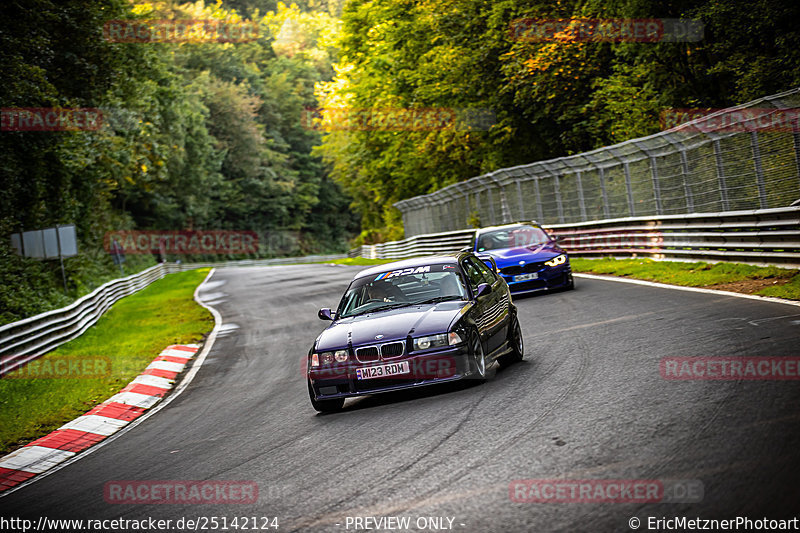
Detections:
395,87,800,237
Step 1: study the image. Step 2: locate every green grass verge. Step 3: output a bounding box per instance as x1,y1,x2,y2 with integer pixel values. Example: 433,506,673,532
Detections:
571,257,800,299
0,269,214,455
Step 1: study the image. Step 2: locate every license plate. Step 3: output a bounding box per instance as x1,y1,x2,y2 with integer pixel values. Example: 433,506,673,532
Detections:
356,361,410,380
515,273,538,282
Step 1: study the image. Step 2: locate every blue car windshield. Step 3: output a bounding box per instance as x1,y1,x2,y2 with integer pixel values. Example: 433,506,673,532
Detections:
476,225,549,252
337,268,468,318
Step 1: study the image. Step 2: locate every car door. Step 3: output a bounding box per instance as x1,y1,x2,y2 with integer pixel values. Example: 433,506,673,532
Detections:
468,256,510,354
460,257,491,344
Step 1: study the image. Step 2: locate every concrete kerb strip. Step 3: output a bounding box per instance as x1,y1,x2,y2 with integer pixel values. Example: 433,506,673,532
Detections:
0,268,223,497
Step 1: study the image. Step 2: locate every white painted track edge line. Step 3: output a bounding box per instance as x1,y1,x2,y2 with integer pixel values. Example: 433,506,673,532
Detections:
573,272,800,308
0,267,223,498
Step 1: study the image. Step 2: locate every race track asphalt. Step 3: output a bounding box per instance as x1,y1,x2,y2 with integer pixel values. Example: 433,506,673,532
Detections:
2,264,799,532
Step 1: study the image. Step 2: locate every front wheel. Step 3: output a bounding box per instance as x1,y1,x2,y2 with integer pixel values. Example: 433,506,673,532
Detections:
469,329,487,381
498,315,524,369
308,381,344,413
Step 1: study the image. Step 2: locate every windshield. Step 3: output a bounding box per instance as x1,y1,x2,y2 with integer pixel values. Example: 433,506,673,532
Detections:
476,225,550,252
337,265,468,318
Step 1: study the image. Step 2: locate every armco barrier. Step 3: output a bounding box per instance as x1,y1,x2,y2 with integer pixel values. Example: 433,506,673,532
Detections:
350,208,800,268
546,207,800,268
0,254,345,376
0,263,180,376
350,229,475,260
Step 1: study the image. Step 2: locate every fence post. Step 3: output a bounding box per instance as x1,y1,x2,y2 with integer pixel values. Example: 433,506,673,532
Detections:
750,131,768,209
624,161,635,216
680,149,695,213
533,175,544,223
712,139,730,212
793,130,800,190
575,170,588,221
490,173,513,224
516,180,525,222
554,173,565,223
598,166,610,218
487,185,497,225
649,157,663,215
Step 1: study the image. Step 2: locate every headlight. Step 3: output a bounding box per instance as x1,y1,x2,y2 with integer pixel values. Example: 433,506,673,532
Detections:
544,254,567,267
413,332,463,351
313,350,348,366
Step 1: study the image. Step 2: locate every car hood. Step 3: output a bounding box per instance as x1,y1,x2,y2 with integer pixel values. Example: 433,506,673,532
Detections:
316,301,470,350
483,242,565,268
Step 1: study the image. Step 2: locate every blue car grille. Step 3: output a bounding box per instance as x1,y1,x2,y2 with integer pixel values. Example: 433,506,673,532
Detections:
500,261,546,276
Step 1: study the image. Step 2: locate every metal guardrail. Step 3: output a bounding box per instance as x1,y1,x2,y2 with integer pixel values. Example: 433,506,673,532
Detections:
0,263,180,376
350,208,800,268
0,254,346,376
350,230,475,260
395,87,800,237
546,207,800,268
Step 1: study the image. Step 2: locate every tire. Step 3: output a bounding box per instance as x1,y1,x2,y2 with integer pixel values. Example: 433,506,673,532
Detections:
565,273,575,290
469,329,487,381
498,314,524,368
308,381,344,413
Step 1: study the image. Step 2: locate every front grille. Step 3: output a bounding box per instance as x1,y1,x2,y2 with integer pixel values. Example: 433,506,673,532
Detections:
355,346,380,363
380,342,405,359
500,265,522,276
502,262,546,276
523,261,545,273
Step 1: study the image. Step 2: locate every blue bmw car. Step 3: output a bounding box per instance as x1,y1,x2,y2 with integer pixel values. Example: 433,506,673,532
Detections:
472,223,574,295
307,252,524,412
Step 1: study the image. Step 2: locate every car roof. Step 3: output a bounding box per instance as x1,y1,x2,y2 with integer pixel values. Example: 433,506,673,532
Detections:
354,253,464,280
475,222,541,237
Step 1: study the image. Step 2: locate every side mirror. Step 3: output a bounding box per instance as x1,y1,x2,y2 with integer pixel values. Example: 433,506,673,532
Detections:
475,283,492,298
318,308,334,321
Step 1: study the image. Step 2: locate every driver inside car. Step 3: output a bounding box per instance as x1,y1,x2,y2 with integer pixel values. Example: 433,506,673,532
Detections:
366,283,391,302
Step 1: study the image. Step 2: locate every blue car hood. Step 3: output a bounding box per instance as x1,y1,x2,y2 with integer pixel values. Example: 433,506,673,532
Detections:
482,242,564,269
316,301,470,350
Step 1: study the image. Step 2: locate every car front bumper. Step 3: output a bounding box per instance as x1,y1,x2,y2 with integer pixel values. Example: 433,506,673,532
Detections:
502,264,573,295
308,345,473,400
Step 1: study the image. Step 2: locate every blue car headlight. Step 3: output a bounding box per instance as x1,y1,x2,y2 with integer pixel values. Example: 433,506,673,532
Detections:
544,254,567,267
413,332,463,351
